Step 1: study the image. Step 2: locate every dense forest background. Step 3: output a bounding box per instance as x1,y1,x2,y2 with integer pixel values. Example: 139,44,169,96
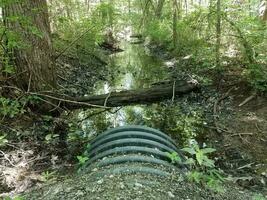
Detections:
0,0,266,199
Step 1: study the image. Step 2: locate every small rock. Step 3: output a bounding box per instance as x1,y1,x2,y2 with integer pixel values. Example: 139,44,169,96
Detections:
167,191,175,198
97,179,103,185
92,168,98,172
134,182,143,187
120,183,125,189
76,190,84,196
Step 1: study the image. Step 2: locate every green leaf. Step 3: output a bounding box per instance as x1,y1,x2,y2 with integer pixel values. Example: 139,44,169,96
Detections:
13,196,24,200
166,152,182,163
77,156,89,165
202,148,216,154
45,134,52,141
0,134,8,147
188,171,202,183
182,147,196,155
211,170,224,181
202,157,215,168
196,151,204,165
184,158,195,165
3,65,15,74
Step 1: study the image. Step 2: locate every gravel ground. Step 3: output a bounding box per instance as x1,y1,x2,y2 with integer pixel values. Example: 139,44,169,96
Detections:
23,162,259,200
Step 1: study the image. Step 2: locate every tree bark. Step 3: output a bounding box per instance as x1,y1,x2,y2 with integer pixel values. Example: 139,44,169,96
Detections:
3,0,56,91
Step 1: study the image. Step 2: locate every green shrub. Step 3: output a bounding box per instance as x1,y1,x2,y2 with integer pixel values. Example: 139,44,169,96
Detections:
0,95,41,119
144,19,171,45
144,103,204,145
0,97,23,118
168,140,224,192
243,63,267,92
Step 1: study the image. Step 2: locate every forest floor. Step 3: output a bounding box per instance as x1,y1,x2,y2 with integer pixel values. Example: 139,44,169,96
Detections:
209,84,267,193
0,41,266,199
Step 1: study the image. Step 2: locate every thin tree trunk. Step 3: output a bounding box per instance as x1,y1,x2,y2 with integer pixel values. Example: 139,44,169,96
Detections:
173,0,178,49
224,16,255,64
207,0,213,30
261,1,267,21
3,0,56,91
215,0,221,69
155,0,165,18
184,0,188,14
128,0,131,14
86,0,90,12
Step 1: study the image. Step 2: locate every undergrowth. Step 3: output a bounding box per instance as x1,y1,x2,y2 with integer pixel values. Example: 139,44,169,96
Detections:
167,140,225,192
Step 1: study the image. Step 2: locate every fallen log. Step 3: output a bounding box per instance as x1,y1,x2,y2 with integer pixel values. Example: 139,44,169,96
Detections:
52,79,200,109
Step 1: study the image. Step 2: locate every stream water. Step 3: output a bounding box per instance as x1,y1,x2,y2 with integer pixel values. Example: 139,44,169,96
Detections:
96,41,169,92
75,38,204,145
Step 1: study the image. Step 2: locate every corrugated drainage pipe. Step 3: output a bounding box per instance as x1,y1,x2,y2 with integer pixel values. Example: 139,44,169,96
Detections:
82,125,184,178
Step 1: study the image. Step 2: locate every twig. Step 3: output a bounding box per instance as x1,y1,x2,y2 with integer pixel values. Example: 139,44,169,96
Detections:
231,133,253,137
0,150,16,167
79,107,122,122
55,26,96,60
172,80,176,102
49,100,63,112
78,108,111,122
27,73,32,93
57,75,88,91
205,125,233,134
28,92,111,109
6,70,27,81
0,124,19,133
108,107,122,114
0,85,23,91
37,97,65,112
104,92,112,107
255,123,263,133
26,156,49,165
238,93,257,107
237,162,255,170
0,28,6,42
1,85,110,110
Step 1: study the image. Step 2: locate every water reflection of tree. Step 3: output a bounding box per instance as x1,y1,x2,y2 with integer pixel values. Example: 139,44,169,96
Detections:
108,43,168,90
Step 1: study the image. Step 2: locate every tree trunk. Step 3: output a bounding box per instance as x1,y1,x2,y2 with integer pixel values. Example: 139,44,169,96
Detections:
3,0,56,91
